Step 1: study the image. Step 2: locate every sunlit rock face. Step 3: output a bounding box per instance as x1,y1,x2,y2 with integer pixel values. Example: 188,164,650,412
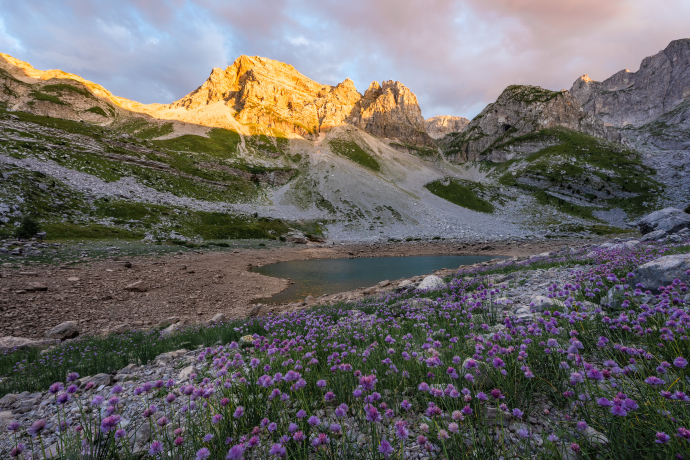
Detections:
171,56,435,146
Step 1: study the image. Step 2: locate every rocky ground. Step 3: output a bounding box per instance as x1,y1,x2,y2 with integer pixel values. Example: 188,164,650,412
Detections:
0,237,606,340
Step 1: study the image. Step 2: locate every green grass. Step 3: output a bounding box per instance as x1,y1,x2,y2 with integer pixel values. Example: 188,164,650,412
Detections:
328,138,380,172
424,178,495,213
42,222,144,240
153,128,242,158
42,83,92,98
85,106,108,117
504,85,561,104
494,127,661,219
390,142,439,159
135,122,174,139
30,90,67,105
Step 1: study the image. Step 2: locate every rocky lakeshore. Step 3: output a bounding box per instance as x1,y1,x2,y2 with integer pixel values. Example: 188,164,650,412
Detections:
1,225,689,459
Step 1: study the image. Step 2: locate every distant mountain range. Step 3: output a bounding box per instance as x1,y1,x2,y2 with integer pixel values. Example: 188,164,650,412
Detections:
0,39,688,241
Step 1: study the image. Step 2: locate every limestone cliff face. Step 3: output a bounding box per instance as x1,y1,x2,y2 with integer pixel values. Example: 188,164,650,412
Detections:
172,56,434,146
425,115,469,139
570,39,690,128
445,85,605,163
352,81,435,147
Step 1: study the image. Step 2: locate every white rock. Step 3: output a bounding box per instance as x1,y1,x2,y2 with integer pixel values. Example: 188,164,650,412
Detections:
417,275,444,291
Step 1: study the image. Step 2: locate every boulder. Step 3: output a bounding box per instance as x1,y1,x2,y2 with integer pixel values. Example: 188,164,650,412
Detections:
25,282,47,292
210,313,226,324
178,365,196,381
156,316,180,328
109,323,130,334
630,253,690,292
124,281,148,292
239,335,255,348
248,304,268,317
304,295,315,304
637,207,690,235
398,279,413,288
154,349,188,364
79,373,113,389
45,321,79,340
640,229,668,242
417,275,444,291
600,287,625,309
656,214,690,234
376,280,390,288
161,322,182,336
0,336,53,353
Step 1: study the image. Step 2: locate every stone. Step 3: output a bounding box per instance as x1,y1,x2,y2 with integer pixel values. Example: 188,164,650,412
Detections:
178,365,196,381
161,322,182,336
0,410,14,430
600,287,625,309
210,313,226,323
304,296,315,304
376,280,390,288
531,295,556,312
362,287,377,295
417,275,444,291
239,335,255,348
630,253,690,292
0,336,53,352
155,349,188,364
425,115,470,139
248,304,268,317
637,207,689,235
79,373,112,388
110,323,131,334
131,421,151,453
156,316,180,328
640,229,668,242
124,281,148,292
583,426,610,448
398,279,413,288
45,321,79,340
0,394,19,407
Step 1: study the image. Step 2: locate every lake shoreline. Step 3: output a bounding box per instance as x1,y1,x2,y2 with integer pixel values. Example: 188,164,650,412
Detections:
0,235,619,339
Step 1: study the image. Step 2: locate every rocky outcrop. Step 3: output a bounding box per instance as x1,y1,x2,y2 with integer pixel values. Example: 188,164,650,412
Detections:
352,81,436,147
425,116,470,139
570,39,690,128
637,207,690,235
445,85,606,163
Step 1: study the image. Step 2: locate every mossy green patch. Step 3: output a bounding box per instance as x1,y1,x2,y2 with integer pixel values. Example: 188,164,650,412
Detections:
504,85,561,104
30,90,67,106
153,128,241,159
329,138,380,172
135,122,174,139
85,106,108,117
494,127,660,219
389,142,439,159
42,83,92,98
424,179,495,213
42,222,144,240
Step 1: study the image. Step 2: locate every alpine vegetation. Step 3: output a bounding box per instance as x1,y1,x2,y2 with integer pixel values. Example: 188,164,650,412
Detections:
1,238,689,459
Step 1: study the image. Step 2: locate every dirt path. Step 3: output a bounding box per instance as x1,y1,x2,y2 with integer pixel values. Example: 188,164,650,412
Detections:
0,237,601,339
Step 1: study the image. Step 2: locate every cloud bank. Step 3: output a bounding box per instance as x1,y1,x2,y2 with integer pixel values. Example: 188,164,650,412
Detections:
0,0,688,118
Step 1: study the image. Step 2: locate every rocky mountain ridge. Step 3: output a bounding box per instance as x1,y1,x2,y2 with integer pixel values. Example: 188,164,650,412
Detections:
570,39,690,128
425,115,470,139
441,85,606,163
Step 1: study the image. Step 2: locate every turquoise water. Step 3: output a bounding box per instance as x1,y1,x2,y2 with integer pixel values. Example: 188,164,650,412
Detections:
252,255,504,304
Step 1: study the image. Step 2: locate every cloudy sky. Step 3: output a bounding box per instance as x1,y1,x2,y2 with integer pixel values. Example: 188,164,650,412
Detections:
0,0,688,118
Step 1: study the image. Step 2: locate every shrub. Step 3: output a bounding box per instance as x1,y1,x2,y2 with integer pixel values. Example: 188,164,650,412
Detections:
14,215,41,239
